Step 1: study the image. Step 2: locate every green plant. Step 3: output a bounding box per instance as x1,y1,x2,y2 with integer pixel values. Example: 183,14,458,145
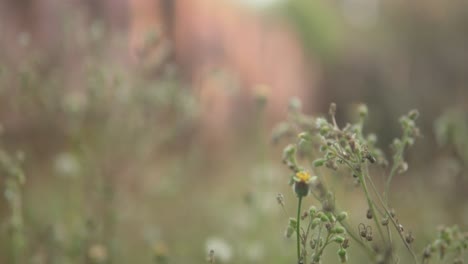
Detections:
0,145,26,264
274,101,467,264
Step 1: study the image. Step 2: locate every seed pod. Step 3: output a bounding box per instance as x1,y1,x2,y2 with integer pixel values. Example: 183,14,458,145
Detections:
276,193,285,207
310,239,316,249
366,154,376,163
405,231,414,244
381,218,389,226
342,238,350,249
366,209,373,219
422,247,431,259
359,224,367,238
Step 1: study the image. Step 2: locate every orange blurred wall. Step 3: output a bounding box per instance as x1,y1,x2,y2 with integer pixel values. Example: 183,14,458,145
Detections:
129,0,319,144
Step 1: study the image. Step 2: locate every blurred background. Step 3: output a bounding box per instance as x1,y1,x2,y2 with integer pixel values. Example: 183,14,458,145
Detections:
0,0,467,263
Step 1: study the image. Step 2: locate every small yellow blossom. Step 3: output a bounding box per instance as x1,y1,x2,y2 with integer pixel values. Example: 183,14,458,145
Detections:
295,171,311,183
88,244,108,263
154,241,169,257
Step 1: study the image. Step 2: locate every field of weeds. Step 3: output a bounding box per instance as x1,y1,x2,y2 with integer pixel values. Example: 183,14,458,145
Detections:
0,1,467,263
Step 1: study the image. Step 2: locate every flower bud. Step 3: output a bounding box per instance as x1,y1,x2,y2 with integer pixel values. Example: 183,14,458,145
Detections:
331,226,346,234
309,206,317,216
334,236,345,244
288,218,297,229
285,225,295,238
358,104,368,119
313,158,326,167
337,248,347,263
289,97,302,112
320,214,329,223
311,218,322,229
294,181,310,198
408,109,419,120
282,144,296,163
337,212,348,222
298,132,312,141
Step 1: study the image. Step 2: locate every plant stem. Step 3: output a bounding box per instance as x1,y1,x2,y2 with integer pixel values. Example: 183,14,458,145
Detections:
366,174,419,263
297,196,303,263
359,167,386,244
385,138,408,203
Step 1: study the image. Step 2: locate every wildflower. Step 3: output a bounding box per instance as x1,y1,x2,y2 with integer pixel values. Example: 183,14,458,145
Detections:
88,244,108,263
293,170,314,197
154,241,169,262
294,171,312,183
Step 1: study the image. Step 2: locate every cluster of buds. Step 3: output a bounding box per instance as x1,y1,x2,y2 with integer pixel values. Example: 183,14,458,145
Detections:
312,103,388,179
390,109,422,174
308,208,349,263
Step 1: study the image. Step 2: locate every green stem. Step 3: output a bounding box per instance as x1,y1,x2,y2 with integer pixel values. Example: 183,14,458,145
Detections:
340,220,375,257
367,174,419,263
297,196,303,262
359,168,386,244
385,138,408,203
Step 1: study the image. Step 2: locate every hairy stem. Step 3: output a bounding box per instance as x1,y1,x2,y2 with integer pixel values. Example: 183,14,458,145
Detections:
297,196,303,263
385,138,408,203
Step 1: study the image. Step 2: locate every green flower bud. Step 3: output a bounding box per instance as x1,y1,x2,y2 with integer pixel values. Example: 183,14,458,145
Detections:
408,109,419,120
338,248,347,263
282,144,296,163
313,158,326,167
294,181,310,198
285,225,295,238
288,218,297,229
326,212,336,222
289,97,302,112
358,104,368,119
311,218,321,229
298,132,312,141
320,214,329,223
334,236,345,244
309,206,317,216
337,212,348,222
332,226,346,234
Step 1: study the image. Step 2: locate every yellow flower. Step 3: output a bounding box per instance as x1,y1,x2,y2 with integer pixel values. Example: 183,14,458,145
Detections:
293,170,313,197
154,241,169,257
295,171,311,183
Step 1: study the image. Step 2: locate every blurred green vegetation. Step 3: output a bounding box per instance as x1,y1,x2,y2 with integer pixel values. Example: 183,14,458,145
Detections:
0,1,467,263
